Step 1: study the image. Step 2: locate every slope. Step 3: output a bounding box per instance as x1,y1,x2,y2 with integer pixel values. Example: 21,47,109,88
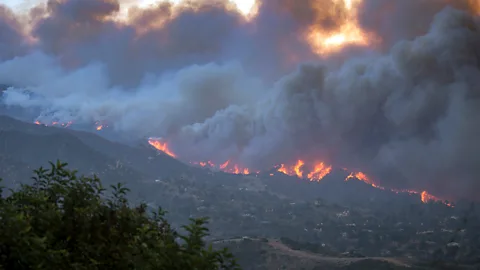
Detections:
0,115,149,189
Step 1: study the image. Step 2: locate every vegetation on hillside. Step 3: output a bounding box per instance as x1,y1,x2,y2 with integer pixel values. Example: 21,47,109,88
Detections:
0,161,240,270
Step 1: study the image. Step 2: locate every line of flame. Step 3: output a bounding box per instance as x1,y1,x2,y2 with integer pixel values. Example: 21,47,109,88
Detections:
32,123,453,207
147,138,453,206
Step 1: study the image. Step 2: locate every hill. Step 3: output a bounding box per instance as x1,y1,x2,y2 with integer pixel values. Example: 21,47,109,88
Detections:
0,115,479,269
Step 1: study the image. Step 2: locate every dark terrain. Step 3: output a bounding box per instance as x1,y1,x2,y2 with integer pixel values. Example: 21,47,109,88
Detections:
0,114,479,269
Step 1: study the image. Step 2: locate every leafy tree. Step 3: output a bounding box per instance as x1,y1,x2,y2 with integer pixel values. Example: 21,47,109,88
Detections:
0,161,240,270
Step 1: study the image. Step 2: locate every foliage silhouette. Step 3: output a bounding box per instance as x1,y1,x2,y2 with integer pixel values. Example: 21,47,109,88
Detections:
0,160,240,270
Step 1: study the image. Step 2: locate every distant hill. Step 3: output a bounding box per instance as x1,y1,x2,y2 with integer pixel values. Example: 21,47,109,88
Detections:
0,114,456,214
0,115,200,186
0,114,478,270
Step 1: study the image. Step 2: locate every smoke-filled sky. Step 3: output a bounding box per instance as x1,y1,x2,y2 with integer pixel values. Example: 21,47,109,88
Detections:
0,0,479,200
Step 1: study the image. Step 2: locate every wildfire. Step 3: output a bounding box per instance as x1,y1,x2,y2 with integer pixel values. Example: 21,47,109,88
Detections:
141,138,453,206
148,138,177,158
34,120,109,131
421,191,436,203
277,160,332,181
345,172,452,207
346,172,384,189
94,121,107,131
305,0,378,55
192,159,252,175
34,120,73,128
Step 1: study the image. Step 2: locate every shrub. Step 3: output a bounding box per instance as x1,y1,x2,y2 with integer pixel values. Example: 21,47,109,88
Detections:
0,161,240,270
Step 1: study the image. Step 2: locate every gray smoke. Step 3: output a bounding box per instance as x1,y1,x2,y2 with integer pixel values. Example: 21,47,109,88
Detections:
0,0,479,200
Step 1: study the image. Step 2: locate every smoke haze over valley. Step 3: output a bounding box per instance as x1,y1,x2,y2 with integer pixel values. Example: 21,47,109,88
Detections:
1,0,480,201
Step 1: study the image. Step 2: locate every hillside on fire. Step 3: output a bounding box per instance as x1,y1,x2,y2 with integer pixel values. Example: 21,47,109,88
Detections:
0,115,480,269
2,0,480,269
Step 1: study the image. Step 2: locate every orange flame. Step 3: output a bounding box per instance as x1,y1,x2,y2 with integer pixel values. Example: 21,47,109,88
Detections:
148,139,176,158
307,162,333,180
277,160,332,181
145,138,452,206
94,121,107,131
345,172,452,207
345,172,383,189
30,118,454,205
192,159,252,175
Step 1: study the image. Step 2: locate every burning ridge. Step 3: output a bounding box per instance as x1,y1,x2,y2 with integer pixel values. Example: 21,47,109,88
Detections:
147,137,452,207
1,1,480,202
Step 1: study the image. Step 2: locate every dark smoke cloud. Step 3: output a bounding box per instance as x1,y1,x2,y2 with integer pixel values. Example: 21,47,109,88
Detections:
0,5,29,60
0,0,479,200
358,0,479,49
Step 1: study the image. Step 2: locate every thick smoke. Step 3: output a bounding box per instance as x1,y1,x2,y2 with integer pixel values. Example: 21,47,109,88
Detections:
358,0,480,49
0,0,479,200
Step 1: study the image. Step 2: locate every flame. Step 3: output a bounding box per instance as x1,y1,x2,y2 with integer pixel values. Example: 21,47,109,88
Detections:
305,0,378,55
138,137,454,206
148,138,176,158
145,141,450,205
421,191,435,203
307,162,333,180
345,172,383,189
34,120,73,128
345,172,452,207
192,159,253,175
29,122,455,206
277,160,305,178
94,121,107,131
277,160,332,181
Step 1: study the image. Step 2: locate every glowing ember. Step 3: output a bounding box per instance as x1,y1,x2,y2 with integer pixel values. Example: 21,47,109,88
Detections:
94,121,108,131
34,120,73,128
192,159,253,175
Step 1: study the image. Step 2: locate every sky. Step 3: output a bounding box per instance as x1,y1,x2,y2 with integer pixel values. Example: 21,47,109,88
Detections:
2,0,39,12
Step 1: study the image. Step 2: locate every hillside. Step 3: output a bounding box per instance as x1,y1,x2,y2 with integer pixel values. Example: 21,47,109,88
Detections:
0,115,479,269
214,238,416,270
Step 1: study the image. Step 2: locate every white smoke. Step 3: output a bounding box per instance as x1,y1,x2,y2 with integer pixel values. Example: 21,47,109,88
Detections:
1,54,264,138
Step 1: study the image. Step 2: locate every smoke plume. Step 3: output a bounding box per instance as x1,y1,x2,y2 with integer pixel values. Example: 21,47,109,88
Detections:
0,0,479,200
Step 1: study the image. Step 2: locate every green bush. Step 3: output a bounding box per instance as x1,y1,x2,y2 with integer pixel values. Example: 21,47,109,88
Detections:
0,161,240,270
